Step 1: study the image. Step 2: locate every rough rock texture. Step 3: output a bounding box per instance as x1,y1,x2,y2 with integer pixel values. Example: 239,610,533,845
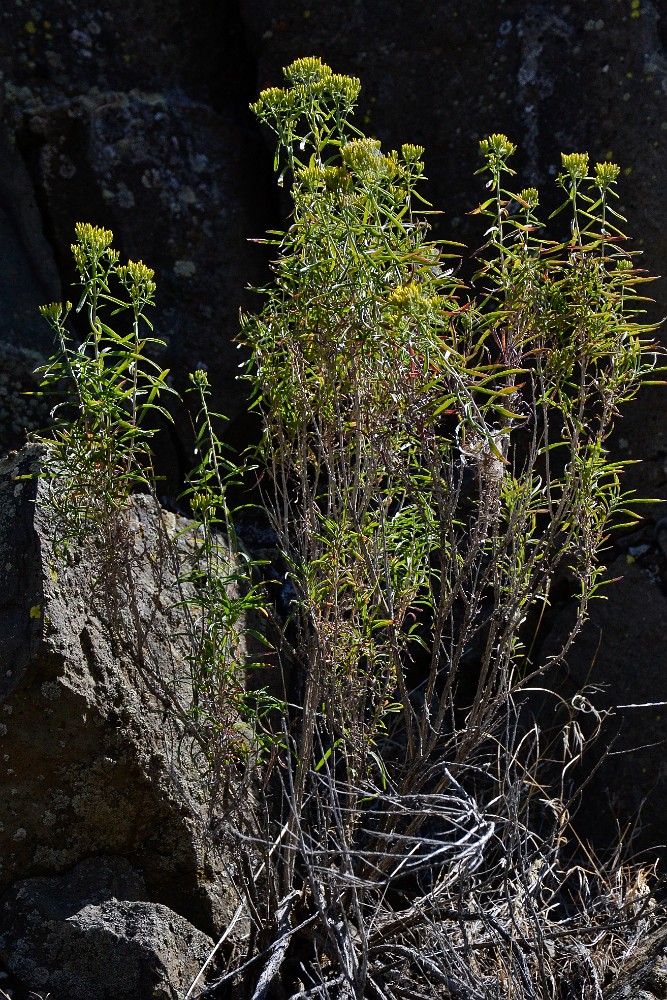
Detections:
0,445,239,994
13,88,268,423
0,857,214,1000
600,920,667,1000
0,0,274,456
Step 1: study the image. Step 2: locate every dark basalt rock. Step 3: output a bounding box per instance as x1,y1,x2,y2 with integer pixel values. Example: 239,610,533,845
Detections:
0,857,215,1000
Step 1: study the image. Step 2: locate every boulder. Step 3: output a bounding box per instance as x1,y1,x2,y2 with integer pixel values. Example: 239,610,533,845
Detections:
0,123,61,356
0,445,243,963
0,120,63,450
0,856,215,1000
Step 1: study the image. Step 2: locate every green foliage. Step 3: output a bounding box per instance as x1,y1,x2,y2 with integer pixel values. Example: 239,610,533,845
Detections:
244,58,659,786
179,369,284,774
35,227,280,775
36,222,174,547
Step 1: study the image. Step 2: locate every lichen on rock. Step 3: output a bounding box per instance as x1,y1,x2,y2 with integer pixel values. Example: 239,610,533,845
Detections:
0,445,244,996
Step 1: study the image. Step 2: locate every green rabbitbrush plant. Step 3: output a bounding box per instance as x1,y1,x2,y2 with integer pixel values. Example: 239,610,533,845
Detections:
221,56,662,999
244,60,659,782
34,56,664,1000
35,223,281,781
36,222,175,549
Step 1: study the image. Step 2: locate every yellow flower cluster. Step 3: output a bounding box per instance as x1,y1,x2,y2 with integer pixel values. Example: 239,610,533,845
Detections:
39,301,66,323
118,260,156,301
73,222,114,251
388,282,439,314
561,152,589,181
284,56,333,85
341,139,402,182
479,134,517,165
71,222,118,274
518,187,539,210
594,161,620,191
252,59,360,124
298,165,351,194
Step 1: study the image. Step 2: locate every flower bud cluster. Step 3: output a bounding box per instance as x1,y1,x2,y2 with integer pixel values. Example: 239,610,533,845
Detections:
71,223,118,276
118,260,156,304
518,188,539,210
594,161,620,191
561,152,589,181
479,134,517,171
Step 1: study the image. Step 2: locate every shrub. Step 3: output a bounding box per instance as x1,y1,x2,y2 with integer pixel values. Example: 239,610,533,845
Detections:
209,56,660,999
34,58,664,1000
36,223,175,547
244,59,657,779
35,225,280,784
179,368,282,782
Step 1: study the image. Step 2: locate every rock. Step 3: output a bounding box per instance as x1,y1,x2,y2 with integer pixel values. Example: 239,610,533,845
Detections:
598,922,667,1000
0,121,62,451
0,445,242,940
0,343,51,462
0,0,274,457
0,857,215,1000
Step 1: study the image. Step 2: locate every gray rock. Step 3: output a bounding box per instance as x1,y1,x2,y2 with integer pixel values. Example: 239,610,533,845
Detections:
0,445,242,937
15,88,266,430
0,343,51,454
0,121,62,452
0,857,214,1000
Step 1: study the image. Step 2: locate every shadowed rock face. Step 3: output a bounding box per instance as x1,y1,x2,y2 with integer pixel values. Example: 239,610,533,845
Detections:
0,857,215,1000
539,551,667,848
0,447,241,994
